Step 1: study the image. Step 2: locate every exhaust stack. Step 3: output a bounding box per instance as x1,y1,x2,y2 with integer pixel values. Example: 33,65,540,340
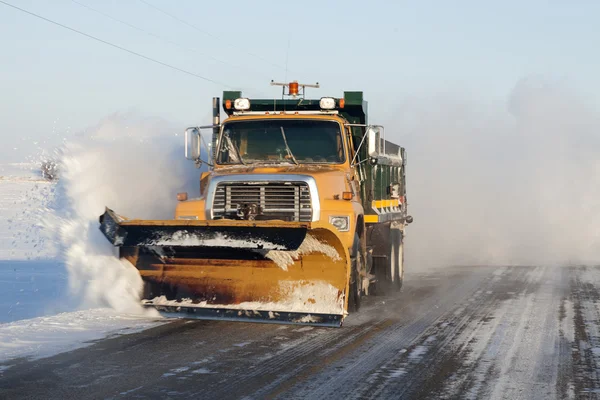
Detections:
212,97,220,161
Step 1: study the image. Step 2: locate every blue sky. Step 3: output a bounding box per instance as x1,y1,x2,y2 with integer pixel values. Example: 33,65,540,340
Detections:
0,0,598,161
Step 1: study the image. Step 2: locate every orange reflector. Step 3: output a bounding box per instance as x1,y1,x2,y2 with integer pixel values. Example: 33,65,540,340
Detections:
342,192,353,200
177,192,188,201
225,99,232,109
399,195,405,203
339,98,345,108
289,81,299,96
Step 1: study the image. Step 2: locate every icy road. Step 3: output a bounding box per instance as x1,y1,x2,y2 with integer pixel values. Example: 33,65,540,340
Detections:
2,265,599,399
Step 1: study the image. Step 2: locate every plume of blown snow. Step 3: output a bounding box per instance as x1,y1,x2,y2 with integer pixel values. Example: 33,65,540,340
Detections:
388,77,600,269
46,112,199,313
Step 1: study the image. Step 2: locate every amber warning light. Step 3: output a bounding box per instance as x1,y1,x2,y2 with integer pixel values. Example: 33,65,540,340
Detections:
270,80,320,98
288,81,299,96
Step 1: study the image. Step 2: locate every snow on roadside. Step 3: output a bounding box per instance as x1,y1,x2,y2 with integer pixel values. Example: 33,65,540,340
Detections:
0,112,200,363
0,260,70,324
0,163,45,181
0,308,164,364
0,113,196,360
0,173,57,262
0,164,66,323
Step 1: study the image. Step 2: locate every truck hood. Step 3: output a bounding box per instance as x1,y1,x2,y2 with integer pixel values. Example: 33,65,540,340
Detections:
212,164,346,176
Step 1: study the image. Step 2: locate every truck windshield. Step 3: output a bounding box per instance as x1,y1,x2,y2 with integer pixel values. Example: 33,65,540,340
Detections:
217,119,345,165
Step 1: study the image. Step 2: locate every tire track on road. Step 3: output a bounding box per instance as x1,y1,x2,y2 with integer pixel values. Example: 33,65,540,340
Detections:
360,266,539,399
569,266,600,397
261,266,501,399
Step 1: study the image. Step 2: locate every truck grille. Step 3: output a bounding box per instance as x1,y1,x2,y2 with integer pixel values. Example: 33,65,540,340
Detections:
212,182,312,222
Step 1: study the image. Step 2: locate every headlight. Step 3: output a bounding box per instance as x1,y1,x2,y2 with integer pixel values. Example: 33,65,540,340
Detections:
319,97,336,109
233,98,251,110
329,216,350,232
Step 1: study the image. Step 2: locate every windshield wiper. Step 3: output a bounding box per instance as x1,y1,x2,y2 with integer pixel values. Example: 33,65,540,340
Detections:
224,134,246,165
280,127,299,165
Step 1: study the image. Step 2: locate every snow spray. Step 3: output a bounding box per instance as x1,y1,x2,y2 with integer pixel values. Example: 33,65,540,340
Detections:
45,112,198,313
385,78,600,268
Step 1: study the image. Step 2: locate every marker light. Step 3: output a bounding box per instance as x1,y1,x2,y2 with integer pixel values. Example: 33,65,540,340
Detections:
233,98,251,110
320,97,336,109
177,192,188,201
224,99,232,109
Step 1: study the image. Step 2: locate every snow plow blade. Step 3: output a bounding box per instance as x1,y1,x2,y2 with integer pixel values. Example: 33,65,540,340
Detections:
99,208,350,327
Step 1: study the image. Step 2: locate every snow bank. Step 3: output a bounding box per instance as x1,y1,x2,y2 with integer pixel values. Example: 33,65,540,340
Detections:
0,179,56,262
0,260,70,324
0,309,162,363
0,166,67,323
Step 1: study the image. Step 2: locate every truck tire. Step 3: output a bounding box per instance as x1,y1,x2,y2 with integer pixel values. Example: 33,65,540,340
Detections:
390,227,404,291
371,223,404,294
348,234,363,312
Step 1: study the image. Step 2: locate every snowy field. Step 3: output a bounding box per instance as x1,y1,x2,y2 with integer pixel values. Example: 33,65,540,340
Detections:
0,163,163,364
0,163,65,323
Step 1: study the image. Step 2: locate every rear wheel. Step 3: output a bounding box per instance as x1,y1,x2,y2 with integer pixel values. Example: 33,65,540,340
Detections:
389,226,404,291
372,224,404,294
392,231,404,291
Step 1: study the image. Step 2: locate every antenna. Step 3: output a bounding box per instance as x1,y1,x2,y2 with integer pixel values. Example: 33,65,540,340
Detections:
284,36,291,84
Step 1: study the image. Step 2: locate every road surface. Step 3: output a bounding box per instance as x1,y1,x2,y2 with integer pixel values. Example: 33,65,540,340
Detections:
2,265,600,399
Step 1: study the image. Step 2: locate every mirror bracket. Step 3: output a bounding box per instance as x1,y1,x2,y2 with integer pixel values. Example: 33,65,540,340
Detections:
346,123,384,167
185,126,216,167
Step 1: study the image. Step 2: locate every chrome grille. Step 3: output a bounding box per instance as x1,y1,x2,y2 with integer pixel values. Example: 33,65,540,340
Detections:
212,182,312,222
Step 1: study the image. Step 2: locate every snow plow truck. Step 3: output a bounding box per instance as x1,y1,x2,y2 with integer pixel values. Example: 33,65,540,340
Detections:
99,81,413,327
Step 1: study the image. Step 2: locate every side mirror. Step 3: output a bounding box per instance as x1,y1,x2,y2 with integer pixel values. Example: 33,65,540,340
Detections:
366,126,381,158
184,127,202,161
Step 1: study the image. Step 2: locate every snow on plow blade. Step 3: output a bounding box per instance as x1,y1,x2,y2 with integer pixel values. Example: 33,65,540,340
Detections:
99,208,350,327
99,208,307,250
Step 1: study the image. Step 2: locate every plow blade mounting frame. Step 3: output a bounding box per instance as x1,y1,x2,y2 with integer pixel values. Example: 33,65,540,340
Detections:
99,207,308,250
